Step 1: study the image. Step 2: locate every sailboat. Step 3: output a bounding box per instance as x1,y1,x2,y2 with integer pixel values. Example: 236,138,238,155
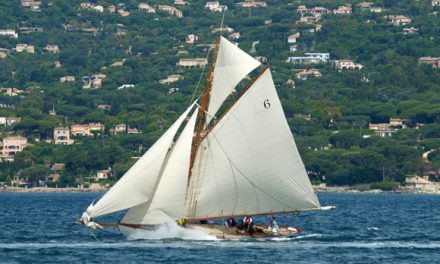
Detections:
77,36,334,239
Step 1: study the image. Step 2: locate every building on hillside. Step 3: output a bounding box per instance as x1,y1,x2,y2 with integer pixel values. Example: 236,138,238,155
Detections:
205,1,228,12
0,48,9,59
118,9,130,16
290,45,298,52
286,78,295,88
0,29,18,38
1,136,29,159
403,27,419,35
0,88,25,96
159,74,184,84
335,60,364,70
294,114,312,121
21,0,41,10
174,0,188,5
237,1,267,8
95,169,112,180
333,4,352,15
186,34,198,44
97,104,111,111
433,0,440,6
177,58,208,67
418,57,440,68
295,69,322,80
212,26,234,33
110,124,140,134
138,3,156,12
370,7,383,13
70,124,90,136
15,44,35,54
254,56,267,63
60,76,75,82
358,2,374,10
44,45,60,54
287,33,300,44
110,58,126,67
157,5,183,17
0,117,21,126
228,32,241,39
385,15,412,26
390,118,405,127
82,74,106,89
19,27,43,34
286,53,330,64
369,118,405,137
167,87,179,95
54,127,73,145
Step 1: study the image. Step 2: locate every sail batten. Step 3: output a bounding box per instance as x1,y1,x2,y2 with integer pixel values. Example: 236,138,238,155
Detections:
88,102,196,218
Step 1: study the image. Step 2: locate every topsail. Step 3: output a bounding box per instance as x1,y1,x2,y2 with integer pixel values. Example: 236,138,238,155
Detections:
206,36,261,124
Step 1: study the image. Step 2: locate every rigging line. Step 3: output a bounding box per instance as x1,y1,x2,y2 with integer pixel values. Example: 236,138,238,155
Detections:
220,8,227,31
189,47,213,107
88,229,100,242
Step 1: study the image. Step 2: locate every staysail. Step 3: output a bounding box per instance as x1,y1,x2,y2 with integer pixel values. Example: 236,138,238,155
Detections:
121,108,198,225
185,69,320,220
87,102,196,218
205,36,261,124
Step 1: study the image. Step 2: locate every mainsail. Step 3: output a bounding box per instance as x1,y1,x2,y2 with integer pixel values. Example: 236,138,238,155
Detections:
205,36,261,124
87,102,196,218
185,68,320,220
121,109,198,225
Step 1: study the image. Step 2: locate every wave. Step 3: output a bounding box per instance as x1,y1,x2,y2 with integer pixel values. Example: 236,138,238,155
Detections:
1,241,440,250
120,221,218,241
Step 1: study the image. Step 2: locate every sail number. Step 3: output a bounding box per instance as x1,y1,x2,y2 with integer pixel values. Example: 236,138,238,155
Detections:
263,99,271,109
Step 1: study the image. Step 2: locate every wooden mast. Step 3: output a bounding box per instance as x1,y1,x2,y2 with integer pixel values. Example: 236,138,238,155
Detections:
188,36,220,182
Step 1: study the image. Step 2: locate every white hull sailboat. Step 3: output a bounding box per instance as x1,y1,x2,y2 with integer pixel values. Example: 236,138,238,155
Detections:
77,36,334,239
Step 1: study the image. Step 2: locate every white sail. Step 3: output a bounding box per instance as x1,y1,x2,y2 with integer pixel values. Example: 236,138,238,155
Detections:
185,69,320,219
88,102,196,218
121,109,198,224
206,36,261,125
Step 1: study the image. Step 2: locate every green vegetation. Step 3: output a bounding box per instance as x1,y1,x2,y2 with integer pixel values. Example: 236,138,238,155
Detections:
370,181,400,191
0,0,439,186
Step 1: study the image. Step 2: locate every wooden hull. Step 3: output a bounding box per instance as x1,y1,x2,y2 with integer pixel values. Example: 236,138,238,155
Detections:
119,223,301,240
190,224,301,239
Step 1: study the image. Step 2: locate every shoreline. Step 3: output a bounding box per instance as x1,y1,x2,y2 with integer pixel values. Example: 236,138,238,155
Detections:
1,186,439,195
0,187,105,193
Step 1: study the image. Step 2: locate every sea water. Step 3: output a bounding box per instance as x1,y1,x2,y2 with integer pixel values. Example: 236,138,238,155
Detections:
1,192,439,263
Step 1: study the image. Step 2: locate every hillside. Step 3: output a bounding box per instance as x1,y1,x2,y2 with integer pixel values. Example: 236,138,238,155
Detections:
0,0,440,187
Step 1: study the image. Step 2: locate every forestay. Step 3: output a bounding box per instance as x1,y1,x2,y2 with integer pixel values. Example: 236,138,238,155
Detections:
89,103,196,218
185,69,320,219
121,109,198,224
206,36,261,125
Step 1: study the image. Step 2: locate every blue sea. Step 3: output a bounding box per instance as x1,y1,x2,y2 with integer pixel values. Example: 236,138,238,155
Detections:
1,193,439,263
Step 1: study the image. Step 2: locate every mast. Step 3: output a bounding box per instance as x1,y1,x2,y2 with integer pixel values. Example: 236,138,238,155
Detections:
188,36,220,182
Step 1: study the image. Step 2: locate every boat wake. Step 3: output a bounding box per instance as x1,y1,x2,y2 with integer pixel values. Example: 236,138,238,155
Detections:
120,221,218,241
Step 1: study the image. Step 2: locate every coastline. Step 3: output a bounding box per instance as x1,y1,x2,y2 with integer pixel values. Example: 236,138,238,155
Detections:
0,187,105,193
1,186,439,195
315,186,440,195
